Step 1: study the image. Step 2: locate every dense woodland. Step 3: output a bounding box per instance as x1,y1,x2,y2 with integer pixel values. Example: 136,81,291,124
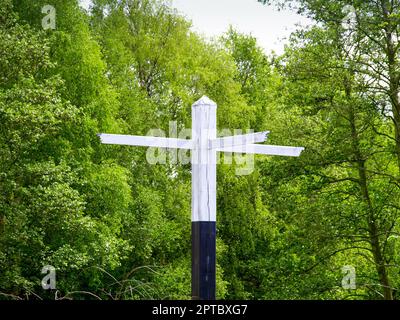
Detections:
1,0,400,300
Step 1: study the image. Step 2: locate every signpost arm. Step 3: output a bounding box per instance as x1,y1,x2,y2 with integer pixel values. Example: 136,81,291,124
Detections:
98,134,193,150
217,144,304,157
209,131,269,149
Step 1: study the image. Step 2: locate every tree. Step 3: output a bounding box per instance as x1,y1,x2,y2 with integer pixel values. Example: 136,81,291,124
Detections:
1,0,134,299
267,25,400,299
260,0,400,172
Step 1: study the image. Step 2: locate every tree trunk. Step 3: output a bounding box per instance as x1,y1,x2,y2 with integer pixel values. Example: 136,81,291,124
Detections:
389,89,400,172
357,159,393,300
347,95,393,299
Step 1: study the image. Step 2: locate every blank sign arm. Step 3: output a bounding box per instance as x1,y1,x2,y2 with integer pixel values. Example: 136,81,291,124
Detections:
217,144,304,157
209,131,270,149
98,134,194,150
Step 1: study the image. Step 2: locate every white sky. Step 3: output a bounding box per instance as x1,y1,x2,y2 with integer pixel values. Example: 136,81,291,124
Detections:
79,0,312,55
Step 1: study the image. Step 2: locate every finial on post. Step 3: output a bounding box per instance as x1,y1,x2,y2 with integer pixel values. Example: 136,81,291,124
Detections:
192,96,217,108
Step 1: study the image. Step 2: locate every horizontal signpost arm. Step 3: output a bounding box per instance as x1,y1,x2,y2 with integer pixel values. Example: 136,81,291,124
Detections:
217,144,304,157
209,131,270,149
98,134,194,150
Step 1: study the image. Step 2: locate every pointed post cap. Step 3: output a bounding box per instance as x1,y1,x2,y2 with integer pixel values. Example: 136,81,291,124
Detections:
192,96,217,108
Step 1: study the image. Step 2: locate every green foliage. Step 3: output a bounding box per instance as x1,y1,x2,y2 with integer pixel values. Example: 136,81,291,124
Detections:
1,0,400,300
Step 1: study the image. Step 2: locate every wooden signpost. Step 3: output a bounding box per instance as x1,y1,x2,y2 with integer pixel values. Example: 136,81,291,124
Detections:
98,96,304,300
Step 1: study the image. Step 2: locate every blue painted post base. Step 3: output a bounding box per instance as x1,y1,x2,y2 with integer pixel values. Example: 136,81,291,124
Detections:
191,221,216,300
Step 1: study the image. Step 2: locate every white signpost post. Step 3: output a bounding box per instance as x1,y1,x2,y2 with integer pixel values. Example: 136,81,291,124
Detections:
98,96,304,300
